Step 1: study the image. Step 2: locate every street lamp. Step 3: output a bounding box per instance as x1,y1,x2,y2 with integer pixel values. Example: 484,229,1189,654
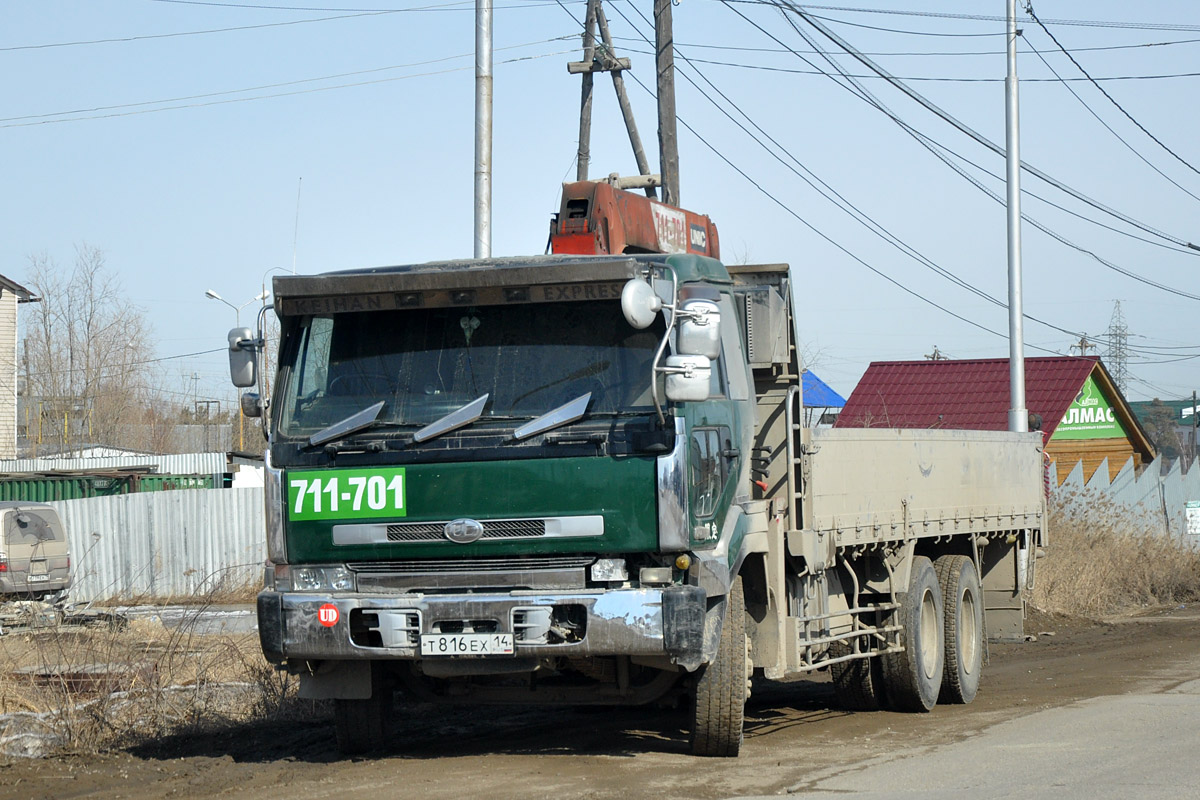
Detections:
204,288,268,327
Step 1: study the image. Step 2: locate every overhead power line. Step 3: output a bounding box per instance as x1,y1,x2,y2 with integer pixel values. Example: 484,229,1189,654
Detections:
608,34,1200,59
0,41,574,128
757,3,1200,34
24,347,227,381
1025,4,1200,182
614,45,1200,83
786,11,1005,38
758,0,1200,253
763,7,1200,306
0,9,399,51
146,0,579,11
1019,37,1200,205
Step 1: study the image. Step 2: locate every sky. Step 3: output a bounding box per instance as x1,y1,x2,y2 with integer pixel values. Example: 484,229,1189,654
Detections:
2,0,1199,414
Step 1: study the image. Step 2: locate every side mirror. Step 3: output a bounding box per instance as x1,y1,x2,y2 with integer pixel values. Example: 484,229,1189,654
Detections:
664,355,711,402
240,392,262,419
228,327,256,388
677,298,720,359
621,278,662,329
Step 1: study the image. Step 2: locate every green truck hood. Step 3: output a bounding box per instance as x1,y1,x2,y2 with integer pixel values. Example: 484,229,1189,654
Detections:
284,455,657,562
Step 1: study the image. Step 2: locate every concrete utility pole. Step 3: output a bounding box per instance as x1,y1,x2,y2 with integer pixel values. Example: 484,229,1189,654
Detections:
1005,0,1028,434
654,0,680,206
474,0,493,258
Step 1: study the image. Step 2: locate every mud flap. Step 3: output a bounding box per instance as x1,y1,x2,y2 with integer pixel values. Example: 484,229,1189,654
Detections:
299,660,373,700
257,592,285,664
663,585,707,671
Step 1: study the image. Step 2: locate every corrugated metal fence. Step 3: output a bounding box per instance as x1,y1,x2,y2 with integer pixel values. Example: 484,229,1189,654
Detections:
47,488,265,603
1052,456,1200,541
0,452,234,478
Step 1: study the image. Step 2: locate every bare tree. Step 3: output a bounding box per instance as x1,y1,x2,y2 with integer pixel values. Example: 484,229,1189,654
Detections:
22,245,174,455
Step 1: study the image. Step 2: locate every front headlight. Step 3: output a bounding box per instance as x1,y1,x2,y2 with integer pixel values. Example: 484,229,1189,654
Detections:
274,564,355,593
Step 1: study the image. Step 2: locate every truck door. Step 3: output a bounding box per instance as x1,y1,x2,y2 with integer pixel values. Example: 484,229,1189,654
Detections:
685,349,741,548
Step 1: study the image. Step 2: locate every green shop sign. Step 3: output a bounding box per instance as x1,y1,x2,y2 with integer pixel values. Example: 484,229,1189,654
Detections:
287,467,407,521
1054,375,1127,441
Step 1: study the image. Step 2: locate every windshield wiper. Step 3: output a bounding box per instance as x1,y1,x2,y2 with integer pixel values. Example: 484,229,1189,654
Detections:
309,401,386,448
513,392,592,440
413,394,489,443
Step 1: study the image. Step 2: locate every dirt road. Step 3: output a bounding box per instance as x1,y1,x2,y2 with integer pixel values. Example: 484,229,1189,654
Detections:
3,605,1198,800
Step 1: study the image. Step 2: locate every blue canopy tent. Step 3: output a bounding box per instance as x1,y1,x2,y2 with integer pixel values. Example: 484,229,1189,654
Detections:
802,370,846,425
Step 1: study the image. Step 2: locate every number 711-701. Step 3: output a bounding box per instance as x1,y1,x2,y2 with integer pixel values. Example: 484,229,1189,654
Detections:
286,468,407,519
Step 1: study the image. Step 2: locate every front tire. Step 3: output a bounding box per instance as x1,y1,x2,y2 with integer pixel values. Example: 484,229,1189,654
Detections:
334,667,394,755
935,555,984,704
690,576,749,757
881,556,944,712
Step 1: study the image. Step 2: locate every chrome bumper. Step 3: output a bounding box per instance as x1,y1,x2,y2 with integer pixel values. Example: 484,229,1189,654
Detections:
257,585,705,667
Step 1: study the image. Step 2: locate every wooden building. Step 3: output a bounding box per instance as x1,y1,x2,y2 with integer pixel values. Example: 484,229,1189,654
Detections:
835,356,1155,484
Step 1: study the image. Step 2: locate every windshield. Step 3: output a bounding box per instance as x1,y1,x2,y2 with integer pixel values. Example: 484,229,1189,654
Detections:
275,301,663,438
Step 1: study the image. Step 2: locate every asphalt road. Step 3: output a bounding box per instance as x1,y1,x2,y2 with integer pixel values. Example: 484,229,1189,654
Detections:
4,606,1200,800
739,659,1200,800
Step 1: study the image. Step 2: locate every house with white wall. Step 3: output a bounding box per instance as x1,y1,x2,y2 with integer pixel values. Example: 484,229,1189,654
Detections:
0,275,38,459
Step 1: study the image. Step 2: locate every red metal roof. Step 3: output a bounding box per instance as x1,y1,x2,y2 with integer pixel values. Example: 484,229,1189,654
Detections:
834,357,1099,438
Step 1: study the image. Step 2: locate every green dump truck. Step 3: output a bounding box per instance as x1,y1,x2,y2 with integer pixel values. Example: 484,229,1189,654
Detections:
228,253,1045,756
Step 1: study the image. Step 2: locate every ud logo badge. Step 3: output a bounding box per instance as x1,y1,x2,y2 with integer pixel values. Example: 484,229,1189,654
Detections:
444,518,485,544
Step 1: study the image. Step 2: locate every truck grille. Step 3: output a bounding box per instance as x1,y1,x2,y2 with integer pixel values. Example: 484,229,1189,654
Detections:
350,556,596,591
385,519,547,542
350,556,595,574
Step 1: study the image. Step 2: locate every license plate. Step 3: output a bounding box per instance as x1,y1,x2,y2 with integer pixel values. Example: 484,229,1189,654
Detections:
27,574,49,583
420,633,514,656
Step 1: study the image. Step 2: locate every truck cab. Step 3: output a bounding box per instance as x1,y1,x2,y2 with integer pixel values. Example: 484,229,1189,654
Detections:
243,253,764,753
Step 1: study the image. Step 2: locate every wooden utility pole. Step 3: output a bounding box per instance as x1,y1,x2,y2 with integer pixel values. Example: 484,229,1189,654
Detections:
569,0,656,196
596,5,655,195
654,0,680,205
574,0,599,182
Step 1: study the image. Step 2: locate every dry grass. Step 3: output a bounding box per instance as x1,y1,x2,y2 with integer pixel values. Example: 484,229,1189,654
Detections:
0,592,309,758
1032,495,1200,618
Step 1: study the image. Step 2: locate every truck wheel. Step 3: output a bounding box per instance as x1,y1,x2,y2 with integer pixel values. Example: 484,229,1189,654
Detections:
935,555,983,704
829,637,885,710
690,576,748,757
881,556,944,712
334,673,394,755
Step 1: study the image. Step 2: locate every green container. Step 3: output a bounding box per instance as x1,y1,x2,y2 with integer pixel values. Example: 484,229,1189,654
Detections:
135,473,216,492
0,476,131,502
0,472,216,502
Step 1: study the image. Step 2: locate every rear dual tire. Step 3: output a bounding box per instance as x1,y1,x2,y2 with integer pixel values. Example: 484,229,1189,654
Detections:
935,554,984,705
830,636,886,711
882,556,944,712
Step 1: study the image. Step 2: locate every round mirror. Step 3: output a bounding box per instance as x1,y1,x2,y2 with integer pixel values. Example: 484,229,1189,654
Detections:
621,278,662,329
